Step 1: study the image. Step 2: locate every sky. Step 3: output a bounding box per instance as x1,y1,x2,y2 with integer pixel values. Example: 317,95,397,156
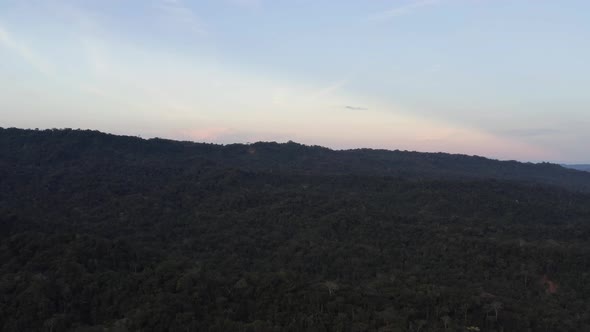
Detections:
1,0,589,163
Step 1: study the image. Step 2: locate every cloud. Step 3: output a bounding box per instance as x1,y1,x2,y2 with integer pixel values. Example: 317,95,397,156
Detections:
345,105,368,111
368,0,440,22
230,0,263,8
154,0,206,36
312,79,349,99
80,38,112,76
0,22,53,75
498,128,561,138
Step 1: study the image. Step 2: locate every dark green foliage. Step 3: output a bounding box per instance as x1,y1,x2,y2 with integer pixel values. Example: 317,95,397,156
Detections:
1,128,590,331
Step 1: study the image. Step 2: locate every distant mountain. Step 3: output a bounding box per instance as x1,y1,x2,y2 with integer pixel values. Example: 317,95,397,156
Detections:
563,164,590,172
2,127,590,192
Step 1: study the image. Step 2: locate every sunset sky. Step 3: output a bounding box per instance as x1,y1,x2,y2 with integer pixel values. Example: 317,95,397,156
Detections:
1,0,589,163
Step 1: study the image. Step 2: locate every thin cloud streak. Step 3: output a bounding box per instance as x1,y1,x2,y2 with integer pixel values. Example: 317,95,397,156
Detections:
368,0,440,22
312,79,349,99
154,0,207,36
498,128,561,138
0,22,53,75
230,0,263,9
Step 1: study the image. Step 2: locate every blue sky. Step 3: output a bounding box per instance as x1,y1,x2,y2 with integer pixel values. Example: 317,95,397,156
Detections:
1,0,589,163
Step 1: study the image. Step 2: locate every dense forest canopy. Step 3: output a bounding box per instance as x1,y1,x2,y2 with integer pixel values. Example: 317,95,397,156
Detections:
2,128,590,192
1,128,590,331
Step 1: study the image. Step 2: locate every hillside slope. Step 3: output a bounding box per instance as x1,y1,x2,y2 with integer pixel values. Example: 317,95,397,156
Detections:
2,127,589,191
564,164,590,172
1,128,590,331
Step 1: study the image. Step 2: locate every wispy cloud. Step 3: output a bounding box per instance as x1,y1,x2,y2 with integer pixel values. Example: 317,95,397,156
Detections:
312,79,349,99
80,38,112,76
498,128,561,138
230,0,263,9
368,0,440,22
155,0,207,36
0,22,53,75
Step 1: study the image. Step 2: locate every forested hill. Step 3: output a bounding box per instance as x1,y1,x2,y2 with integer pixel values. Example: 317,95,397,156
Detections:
2,127,589,192
3,127,590,331
563,164,590,172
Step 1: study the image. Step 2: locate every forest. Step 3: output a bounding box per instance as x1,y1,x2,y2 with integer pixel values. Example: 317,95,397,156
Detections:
1,127,590,331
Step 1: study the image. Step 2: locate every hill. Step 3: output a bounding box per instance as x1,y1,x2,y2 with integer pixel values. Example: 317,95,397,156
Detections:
2,127,590,192
1,127,590,331
563,164,590,172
